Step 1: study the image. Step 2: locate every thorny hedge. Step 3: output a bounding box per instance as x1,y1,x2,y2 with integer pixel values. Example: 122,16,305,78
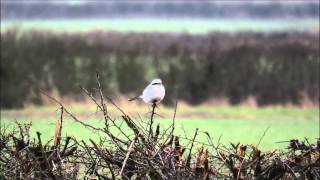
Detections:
1,73,319,179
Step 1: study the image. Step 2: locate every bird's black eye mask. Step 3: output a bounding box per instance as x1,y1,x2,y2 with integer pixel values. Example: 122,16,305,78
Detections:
152,83,161,85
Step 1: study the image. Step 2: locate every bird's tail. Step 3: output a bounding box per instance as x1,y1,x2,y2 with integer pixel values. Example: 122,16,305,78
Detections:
128,95,141,101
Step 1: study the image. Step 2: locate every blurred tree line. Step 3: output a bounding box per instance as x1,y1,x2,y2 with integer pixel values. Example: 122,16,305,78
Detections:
1,29,319,108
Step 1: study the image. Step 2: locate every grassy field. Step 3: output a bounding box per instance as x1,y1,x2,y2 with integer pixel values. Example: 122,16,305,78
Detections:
1,104,318,150
1,18,318,33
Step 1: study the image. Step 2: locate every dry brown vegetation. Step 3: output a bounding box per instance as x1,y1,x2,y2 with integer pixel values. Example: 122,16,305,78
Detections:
1,73,319,179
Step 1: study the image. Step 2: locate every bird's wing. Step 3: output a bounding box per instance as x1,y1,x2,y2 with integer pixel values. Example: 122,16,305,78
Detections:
142,85,155,103
160,85,165,99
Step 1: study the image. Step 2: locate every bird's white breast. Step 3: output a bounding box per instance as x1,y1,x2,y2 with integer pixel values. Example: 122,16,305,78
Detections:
141,84,165,104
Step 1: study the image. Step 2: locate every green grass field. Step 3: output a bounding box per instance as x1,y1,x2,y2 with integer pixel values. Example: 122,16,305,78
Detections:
1,18,318,33
1,105,318,151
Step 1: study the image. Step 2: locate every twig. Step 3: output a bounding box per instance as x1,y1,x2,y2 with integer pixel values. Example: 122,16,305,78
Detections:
186,128,199,168
40,89,103,132
236,157,245,180
170,101,178,138
61,136,71,156
96,71,109,127
36,132,56,180
256,127,270,148
122,115,147,145
148,102,157,140
119,137,136,176
54,107,63,147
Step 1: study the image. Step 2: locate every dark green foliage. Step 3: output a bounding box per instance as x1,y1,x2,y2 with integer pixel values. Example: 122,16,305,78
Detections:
1,29,319,108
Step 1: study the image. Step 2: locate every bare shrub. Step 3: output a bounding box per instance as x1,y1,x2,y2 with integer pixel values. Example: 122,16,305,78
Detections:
1,72,319,179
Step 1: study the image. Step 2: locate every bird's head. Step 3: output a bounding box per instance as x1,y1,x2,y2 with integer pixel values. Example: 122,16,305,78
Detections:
150,78,162,85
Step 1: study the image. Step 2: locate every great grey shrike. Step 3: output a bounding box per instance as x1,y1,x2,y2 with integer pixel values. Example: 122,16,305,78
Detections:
129,78,165,104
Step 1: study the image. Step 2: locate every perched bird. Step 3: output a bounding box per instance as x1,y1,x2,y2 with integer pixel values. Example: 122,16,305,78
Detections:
129,78,165,104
